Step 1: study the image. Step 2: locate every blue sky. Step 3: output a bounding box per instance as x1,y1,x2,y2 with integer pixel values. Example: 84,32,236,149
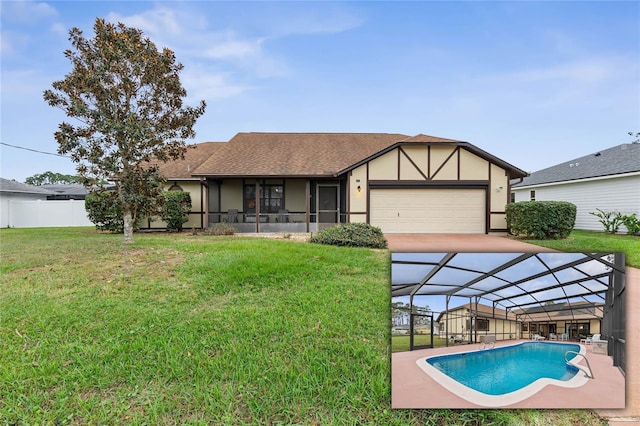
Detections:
1,1,639,182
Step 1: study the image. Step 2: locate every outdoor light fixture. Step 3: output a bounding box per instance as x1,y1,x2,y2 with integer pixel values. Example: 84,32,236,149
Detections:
496,185,503,191
357,185,362,192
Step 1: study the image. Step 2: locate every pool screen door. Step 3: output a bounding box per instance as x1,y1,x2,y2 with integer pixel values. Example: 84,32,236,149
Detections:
410,312,434,351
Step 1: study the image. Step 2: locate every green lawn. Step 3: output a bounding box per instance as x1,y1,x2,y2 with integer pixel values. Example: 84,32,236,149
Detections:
0,228,608,425
522,229,640,268
391,335,452,352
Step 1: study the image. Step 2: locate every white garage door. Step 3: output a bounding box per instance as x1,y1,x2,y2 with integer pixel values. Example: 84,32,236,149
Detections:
370,188,486,233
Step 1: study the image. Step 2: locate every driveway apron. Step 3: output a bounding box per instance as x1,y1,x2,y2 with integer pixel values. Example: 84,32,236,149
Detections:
386,233,557,252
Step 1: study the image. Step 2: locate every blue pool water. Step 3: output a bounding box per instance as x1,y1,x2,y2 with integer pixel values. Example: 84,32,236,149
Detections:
427,342,581,395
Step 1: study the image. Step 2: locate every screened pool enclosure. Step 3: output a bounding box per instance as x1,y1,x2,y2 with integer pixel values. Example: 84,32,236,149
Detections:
391,252,626,374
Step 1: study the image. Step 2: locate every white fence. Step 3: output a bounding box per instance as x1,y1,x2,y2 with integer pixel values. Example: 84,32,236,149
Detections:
1,199,94,228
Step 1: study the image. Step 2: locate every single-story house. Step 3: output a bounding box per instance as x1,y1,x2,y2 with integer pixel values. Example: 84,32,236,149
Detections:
41,184,88,200
147,132,528,233
511,143,640,232
144,141,224,229
0,178,55,228
436,301,602,343
436,303,518,342
516,301,603,341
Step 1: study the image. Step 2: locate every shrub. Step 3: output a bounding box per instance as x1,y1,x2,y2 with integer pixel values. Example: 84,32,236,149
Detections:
85,190,124,232
591,209,640,235
310,223,387,248
206,222,237,236
620,213,640,236
589,209,624,234
506,201,576,239
161,191,192,232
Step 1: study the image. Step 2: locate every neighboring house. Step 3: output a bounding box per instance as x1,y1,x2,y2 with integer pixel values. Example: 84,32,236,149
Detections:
41,184,88,200
0,177,93,228
151,132,528,233
436,301,602,342
511,143,640,232
0,178,54,227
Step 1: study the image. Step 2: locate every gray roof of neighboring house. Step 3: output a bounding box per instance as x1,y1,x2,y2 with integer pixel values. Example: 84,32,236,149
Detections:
513,143,640,187
40,184,88,196
0,177,55,195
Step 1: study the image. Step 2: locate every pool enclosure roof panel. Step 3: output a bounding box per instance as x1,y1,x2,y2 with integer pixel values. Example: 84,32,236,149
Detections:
391,252,620,316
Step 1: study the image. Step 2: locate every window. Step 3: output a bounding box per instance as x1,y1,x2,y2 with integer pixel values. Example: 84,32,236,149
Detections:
466,318,489,331
477,318,489,331
244,184,284,214
168,183,183,191
530,190,536,201
510,192,515,203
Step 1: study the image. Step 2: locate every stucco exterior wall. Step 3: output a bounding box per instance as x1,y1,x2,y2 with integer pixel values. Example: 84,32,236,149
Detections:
220,179,244,212
490,163,510,230
284,179,307,213
430,146,457,180
368,150,398,180
437,310,518,342
348,145,513,232
348,165,368,224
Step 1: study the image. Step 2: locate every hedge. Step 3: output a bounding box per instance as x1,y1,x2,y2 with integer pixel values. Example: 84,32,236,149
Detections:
310,223,387,248
506,201,576,239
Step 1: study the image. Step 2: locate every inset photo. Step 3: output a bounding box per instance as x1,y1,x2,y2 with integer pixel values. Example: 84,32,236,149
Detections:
391,252,625,409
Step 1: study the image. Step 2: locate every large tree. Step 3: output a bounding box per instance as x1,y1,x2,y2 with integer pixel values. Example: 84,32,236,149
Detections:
25,171,83,186
44,18,206,243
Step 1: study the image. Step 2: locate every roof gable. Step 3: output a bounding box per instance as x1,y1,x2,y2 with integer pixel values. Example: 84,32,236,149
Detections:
513,143,640,187
399,133,462,143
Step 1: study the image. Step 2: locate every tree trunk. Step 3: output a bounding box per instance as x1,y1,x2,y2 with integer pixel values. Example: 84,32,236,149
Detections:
123,210,134,244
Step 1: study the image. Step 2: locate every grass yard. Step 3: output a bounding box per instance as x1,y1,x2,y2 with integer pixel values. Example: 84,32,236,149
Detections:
522,229,640,268
391,335,451,352
0,228,608,425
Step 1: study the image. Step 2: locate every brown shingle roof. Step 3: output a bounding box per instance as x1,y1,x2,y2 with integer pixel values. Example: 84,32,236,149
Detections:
192,132,409,177
154,142,225,179
400,133,463,143
436,303,517,322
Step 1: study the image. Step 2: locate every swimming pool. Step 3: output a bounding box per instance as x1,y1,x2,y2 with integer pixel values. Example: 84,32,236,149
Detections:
417,341,589,406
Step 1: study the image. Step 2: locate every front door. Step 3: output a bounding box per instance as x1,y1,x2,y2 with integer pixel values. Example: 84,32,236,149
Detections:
317,184,339,228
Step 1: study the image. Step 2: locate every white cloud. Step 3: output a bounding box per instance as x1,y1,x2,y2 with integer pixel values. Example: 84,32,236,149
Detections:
267,9,364,37
106,7,196,38
3,1,58,23
181,67,254,102
203,36,264,60
0,30,29,56
50,22,67,36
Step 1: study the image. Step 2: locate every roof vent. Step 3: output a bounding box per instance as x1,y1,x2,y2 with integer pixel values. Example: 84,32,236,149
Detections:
594,152,601,157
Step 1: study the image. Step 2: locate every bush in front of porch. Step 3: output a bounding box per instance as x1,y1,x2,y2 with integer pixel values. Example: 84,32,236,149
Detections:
310,223,387,248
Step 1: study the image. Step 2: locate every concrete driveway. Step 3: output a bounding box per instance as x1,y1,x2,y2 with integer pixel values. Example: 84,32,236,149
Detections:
386,233,557,252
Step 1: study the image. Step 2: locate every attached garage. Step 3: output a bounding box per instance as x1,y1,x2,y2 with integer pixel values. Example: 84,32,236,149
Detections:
369,188,486,233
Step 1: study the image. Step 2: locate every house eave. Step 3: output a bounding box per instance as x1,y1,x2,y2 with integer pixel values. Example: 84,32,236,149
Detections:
512,170,640,190
191,173,341,180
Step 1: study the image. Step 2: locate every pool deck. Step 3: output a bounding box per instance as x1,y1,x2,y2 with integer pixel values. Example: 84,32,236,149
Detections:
392,339,625,409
